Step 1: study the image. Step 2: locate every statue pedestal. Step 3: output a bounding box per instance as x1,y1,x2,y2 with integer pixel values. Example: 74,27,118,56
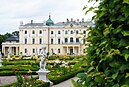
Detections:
36,69,53,85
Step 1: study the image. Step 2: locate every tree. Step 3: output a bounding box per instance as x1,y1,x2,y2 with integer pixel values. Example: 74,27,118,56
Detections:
12,31,19,37
72,0,129,86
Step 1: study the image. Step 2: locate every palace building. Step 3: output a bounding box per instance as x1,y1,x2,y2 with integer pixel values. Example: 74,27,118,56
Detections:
2,15,93,56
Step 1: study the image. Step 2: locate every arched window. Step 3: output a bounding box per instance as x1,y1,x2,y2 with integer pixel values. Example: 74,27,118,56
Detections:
58,31,61,34
70,37,73,43
32,30,35,34
51,31,54,34
58,49,60,53
76,30,79,34
39,38,42,44
71,30,74,34
58,38,61,44
76,38,79,43
33,49,35,53
25,30,27,34
39,30,42,34
51,39,53,44
65,38,68,43
25,38,27,44
25,48,27,53
65,31,68,34
32,38,35,44
83,30,86,34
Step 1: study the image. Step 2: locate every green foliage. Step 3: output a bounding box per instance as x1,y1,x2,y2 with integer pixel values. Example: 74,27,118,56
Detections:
49,69,83,85
73,0,129,86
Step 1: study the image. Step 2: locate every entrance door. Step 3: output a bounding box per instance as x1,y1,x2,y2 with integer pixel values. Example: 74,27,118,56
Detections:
70,48,73,55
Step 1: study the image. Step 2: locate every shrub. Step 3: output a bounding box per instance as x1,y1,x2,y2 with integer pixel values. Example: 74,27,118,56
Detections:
76,0,129,86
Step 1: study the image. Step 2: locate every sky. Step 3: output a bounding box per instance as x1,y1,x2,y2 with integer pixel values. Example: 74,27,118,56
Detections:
0,0,95,34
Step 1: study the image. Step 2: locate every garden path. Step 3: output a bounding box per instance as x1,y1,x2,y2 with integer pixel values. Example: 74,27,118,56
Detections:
0,76,17,86
51,77,78,87
0,76,78,87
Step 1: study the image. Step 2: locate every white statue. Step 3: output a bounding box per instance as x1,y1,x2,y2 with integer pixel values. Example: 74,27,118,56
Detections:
8,47,11,58
40,46,47,70
35,47,38,59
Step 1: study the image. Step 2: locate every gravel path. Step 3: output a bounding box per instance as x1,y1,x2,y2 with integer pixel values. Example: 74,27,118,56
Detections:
0,76,17,86
0,76,78,87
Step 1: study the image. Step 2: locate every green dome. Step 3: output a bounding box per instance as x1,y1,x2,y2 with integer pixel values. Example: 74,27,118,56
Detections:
46,15,54,26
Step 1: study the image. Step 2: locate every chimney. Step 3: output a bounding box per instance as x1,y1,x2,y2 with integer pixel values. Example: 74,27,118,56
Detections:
20,21,23,26
31,20,33,24
82,18,84,22
71,18,73,22
67,18,69,22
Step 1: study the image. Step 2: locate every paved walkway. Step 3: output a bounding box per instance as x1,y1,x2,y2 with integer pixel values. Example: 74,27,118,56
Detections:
0,76,78,87
0,76,17,86
52,77,78,87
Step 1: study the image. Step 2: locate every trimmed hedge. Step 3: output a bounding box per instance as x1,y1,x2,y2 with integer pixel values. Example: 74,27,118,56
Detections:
49,69,84,85
0,71,37,76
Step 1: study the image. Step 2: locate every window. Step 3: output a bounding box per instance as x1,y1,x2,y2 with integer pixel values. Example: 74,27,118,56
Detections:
51,31,53,34
83,49,86,53
25,30,27,34
58,49,60,53
58,31,61,34
83,30,86,34
51,39,53,44
58,38,61,44
32,38,35,44
70,37,73,43
39,30,42,34
39,38,42,44
76,38,79,43
32,30,35,34
25,49,27,53
71,30,74,34
33,49,35,53
25,38,27,44
65,38,68,43
65,31,68,34
76,30,79,34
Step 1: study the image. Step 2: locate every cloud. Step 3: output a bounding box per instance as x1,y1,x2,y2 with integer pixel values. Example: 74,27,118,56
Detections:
0,0,95,34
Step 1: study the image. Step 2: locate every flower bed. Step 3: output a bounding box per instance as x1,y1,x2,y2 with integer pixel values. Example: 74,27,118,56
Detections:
0,55,84,86
48,69,84,85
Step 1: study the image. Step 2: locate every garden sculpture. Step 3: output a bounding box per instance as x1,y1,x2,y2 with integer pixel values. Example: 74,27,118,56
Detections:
8,47,11,58
40,46,47,70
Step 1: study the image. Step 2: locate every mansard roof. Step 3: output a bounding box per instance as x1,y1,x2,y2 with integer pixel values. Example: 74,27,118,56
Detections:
22,21,94,27
5,36,19,42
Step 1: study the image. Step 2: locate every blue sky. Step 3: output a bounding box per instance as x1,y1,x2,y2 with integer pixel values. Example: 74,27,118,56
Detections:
0,0,95,34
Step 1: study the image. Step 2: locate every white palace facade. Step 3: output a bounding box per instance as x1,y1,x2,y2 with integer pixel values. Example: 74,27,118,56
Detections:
2,15,93,56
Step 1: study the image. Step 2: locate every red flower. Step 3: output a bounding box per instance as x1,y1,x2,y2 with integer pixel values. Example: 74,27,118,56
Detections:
12,69,16,72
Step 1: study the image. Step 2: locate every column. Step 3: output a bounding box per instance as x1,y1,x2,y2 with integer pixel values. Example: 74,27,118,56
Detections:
16,47,18,55
67,46,68,54
2,47,5,55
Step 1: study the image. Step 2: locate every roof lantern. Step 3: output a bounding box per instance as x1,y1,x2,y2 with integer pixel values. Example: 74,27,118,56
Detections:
46,15,54,26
